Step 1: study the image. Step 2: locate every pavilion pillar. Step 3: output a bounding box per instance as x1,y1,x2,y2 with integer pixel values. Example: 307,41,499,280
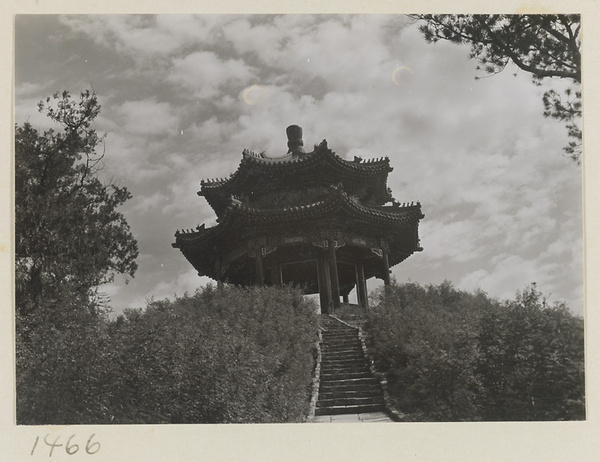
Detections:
328,238,341,310
382,248,391,286
269,265,278,286
317,251,332,314
215,256,224,289
342,293,349,304
255,248,264,285
356,261,368,310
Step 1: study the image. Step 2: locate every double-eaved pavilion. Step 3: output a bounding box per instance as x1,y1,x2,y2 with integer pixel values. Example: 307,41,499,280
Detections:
172,125,424,314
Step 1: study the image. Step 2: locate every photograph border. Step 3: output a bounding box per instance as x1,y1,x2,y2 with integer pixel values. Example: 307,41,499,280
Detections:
2,1,598,461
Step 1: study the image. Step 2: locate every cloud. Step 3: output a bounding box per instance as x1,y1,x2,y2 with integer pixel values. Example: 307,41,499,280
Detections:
130,191,169,214
59,15,225,58
168,51,256,99
116,99,180,136
15,81,53,99
223,15,407,93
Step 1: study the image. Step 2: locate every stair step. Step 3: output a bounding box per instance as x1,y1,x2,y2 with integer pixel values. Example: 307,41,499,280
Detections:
318,389,383,400
315,403,385,416
321,363,368,370
322,349,363,356
321,372,373,382
320,376,380,387
322,344,363,351
321,354,368,364
322,348,363,356
322,355,365,362
323,332,357,338
322,341,362,348
321,360,369,368
323,341,359,347
322,337,361,343
317,396,384,407
320,385,381,395
320,366,371,374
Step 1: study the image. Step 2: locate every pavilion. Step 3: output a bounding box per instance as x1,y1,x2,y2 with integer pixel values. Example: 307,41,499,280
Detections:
173,125,424,314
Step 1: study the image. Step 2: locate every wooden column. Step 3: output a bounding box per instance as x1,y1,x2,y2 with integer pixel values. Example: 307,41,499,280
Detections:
328,238,341,310
255,248,264,285
356,261,368,310
216,256,224,289
382,248,391,286
269,265,278,286
317,251,331,314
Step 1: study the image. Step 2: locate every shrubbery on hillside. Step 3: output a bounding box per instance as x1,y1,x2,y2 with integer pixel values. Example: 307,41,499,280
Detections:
366,281,585,421
16,285,319,424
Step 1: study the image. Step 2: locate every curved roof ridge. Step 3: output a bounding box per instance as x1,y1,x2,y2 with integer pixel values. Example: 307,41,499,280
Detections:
172,223,218,246
199,141,392,196
211,185,419,227
242,148,296,163
337,188,421,225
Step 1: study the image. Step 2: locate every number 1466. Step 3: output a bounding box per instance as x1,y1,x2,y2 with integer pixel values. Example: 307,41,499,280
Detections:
31,434,101,457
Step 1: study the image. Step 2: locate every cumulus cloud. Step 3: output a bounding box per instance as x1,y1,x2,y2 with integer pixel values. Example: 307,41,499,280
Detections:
168,51,256,99
59,15,225,58
116,99,180,136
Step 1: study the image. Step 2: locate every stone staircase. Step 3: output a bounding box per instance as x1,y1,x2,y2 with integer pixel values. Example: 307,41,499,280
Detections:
315,316,386,416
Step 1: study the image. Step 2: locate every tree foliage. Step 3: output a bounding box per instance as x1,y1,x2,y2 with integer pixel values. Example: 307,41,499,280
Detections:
477,285,585,420
103,285,318,424
367,281,585,421
16,285,319,424
412,14,582,163
16,307,114,424
15,90,138,317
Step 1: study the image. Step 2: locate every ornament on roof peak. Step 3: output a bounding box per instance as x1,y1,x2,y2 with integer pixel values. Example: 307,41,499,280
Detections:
286,124,305,155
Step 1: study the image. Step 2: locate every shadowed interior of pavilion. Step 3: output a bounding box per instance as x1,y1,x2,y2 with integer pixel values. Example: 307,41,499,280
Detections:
173,125,424,314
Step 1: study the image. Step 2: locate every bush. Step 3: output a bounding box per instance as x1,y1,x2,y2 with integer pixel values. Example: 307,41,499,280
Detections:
16,305,115,424
366,281,585,421
477,285,585,420
16,284,319,424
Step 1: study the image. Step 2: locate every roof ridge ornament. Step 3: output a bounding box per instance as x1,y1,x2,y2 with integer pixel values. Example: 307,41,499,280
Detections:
243,148,265,159
286,125,305,155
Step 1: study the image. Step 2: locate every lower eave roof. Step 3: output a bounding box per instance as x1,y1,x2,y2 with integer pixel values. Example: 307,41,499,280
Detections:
174,185,423,248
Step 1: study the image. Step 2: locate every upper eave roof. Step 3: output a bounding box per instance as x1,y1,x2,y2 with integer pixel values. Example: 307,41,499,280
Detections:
198,140,393,215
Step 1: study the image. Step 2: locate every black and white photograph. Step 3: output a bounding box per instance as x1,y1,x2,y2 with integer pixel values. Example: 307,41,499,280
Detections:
7,8,596,461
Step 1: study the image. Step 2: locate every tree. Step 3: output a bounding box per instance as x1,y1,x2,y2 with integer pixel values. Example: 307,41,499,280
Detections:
15,90,139,424
412,14,582,163
15,90,138,318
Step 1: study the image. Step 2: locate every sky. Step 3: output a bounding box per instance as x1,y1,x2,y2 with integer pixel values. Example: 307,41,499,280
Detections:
14,14,584,316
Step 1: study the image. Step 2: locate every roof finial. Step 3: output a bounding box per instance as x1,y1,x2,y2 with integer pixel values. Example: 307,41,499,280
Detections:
286,125,305,155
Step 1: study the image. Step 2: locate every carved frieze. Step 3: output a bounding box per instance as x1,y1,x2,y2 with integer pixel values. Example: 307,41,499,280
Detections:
371,248,383,258
262,245,277,256
283,235,306,244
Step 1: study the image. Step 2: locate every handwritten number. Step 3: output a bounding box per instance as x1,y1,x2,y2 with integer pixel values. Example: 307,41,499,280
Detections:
65,434,79,455
31,436,39,456
85,434,101,455
31,433,100,457
43,434,63,458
